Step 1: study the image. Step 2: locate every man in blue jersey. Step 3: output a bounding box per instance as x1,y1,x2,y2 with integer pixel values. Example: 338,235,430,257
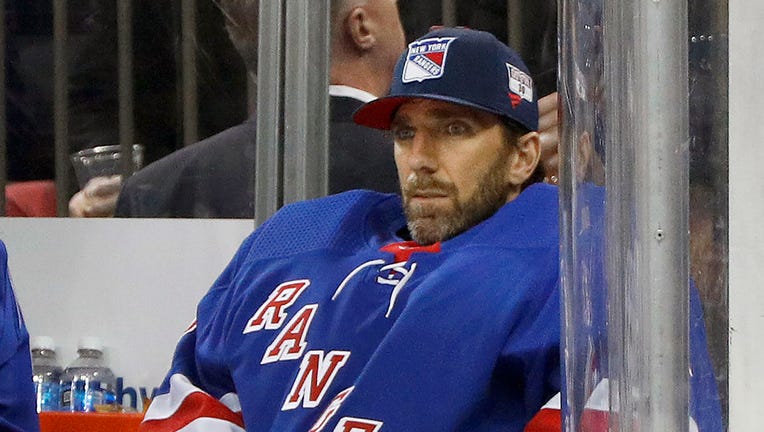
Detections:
0,240,39,431
140,27,718,432
140,27,556,432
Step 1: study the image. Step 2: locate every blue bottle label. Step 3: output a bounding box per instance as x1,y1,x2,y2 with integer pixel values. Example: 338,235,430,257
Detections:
63,379,117,412
34,381,61,412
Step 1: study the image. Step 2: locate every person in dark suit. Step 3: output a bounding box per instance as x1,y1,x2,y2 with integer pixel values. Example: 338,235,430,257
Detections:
73,0,406,218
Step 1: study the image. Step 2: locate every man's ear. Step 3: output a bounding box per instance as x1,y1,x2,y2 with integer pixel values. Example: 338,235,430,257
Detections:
506,131,541,186
345,7,375,51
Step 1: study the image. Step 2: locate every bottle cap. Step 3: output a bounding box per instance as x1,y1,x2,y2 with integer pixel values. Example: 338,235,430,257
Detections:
77,336,103,352
31,336,56,351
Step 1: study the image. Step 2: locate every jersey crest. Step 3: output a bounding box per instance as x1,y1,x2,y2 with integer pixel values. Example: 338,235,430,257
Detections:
238,243,440,426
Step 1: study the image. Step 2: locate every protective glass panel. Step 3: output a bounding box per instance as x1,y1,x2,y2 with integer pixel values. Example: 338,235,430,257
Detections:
559,0,728,430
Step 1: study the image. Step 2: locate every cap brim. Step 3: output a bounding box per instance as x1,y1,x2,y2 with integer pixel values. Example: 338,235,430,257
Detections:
352,96,412,130
353,94,509,130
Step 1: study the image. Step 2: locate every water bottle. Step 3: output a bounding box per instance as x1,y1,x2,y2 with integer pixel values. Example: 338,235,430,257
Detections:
31,336,63,412
60,337,117,412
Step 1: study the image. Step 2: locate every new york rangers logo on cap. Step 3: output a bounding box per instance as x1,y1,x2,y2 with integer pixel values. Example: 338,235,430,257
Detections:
402,37,456,83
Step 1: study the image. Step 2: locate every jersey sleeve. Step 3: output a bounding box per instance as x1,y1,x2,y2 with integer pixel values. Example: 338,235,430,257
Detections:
0,240,39,432
499,278,562,422
139,232,262,432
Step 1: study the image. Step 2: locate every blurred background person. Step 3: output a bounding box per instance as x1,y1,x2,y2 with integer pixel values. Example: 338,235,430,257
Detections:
72,0,563,218
72,0,406,218
4,0,246,215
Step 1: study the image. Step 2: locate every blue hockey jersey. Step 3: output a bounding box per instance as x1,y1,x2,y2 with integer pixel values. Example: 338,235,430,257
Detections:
141,184,563,431
0,240,39,432
141,183,721,432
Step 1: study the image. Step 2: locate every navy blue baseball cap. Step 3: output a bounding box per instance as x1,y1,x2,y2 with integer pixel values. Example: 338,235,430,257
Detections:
353,27,538,132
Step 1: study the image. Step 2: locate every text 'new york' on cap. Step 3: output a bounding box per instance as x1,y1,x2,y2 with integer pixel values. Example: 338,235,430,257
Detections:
353,27,538,132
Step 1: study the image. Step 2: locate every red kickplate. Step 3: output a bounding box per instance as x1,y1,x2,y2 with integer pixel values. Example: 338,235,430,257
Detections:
39,412,144,432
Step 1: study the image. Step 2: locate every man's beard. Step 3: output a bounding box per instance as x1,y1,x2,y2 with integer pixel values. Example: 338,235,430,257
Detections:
402,153,513,245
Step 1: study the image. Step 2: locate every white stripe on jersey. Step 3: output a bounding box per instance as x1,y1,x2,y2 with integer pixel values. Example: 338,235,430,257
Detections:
219,392,242,413
144,374,241,421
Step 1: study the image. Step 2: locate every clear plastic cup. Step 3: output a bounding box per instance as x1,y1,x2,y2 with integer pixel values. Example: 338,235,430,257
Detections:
70,144,144,188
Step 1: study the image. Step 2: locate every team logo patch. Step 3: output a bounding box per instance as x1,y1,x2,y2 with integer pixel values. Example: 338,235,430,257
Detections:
402,37,456,83
506,63,534,108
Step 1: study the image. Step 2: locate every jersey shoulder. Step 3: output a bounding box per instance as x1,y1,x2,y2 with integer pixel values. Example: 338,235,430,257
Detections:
243,191,403,261
453,183,560,250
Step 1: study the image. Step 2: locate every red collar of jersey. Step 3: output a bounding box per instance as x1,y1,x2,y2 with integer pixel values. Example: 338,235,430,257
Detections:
379,241,441,262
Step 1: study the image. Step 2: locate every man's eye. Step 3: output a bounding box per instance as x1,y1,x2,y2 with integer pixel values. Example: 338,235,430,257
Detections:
446,122,468,136
393,127,415,140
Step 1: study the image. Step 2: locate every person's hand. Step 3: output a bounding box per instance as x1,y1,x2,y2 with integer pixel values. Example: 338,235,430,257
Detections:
538,92,559,184
68,175,122,217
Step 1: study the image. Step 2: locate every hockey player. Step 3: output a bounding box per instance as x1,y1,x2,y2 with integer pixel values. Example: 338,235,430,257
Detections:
139,27,719,432
140,27,556,431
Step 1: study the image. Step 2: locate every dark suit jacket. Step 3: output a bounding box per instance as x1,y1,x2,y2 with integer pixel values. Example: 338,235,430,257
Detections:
114,96,398,218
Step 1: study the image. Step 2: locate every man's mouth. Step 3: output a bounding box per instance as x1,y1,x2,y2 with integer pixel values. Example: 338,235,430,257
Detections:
411,190,448,199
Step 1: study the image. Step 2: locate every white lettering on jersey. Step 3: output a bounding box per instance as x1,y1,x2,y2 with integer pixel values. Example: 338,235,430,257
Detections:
334,417,383,432
309,387,355,432
243,279,310,333
282,350,351,411
261,304,318,364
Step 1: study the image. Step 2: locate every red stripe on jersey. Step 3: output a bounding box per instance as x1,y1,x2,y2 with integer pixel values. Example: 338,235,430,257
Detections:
139,392,244,432
524,407,610,432
524,408,561,432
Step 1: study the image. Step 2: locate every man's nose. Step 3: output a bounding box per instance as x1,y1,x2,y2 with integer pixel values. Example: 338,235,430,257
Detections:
406,133,438,173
